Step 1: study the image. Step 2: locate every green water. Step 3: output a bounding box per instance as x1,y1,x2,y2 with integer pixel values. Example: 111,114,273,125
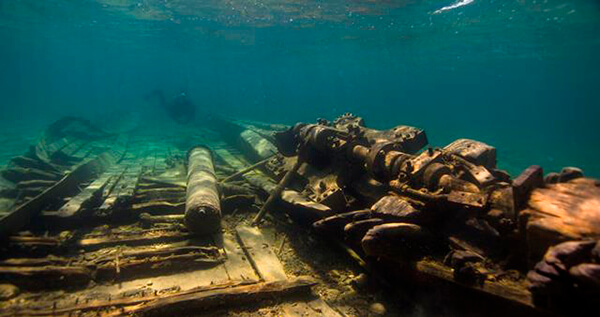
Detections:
1,0,599,177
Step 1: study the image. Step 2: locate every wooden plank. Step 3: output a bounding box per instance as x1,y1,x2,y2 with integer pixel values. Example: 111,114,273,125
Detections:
55,172,113,218
0,245,223,289
217,232,260,282
213,146,278,192
121,277,315,316
131,201,185,215
0,151,119,238
78,228,191,250
235,225,287,282
98,162,145,215
0,277,316,317
414,259,533,306
100,164,128,199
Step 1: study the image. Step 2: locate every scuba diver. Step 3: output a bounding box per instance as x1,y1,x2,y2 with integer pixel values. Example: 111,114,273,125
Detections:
146,90,196,124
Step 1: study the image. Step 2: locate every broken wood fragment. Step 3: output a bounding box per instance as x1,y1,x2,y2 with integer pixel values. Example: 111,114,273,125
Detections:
0,277,316,317
132,201,185,215
140,213,184,225
0,150,120,238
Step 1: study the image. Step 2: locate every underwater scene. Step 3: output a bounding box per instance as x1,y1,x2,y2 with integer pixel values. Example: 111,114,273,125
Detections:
0,1,599,316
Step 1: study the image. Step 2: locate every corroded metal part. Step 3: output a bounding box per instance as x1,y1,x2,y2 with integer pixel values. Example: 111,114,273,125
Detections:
370,195,424,223
185,146,221,235
252,158,303,225
444,139,496,170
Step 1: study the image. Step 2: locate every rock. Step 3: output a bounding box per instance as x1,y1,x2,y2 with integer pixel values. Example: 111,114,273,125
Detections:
323,288,341,299
543,240,596,271
593,241,600,262
370,195,423,223
344,218,384,245
0,284,19,300
544,172,560,184
350,273,369,288
527,269,561,295
569,263,600,288
361,222,430,258
534,260,561,277
445,250,484,268
369,302,387,315
559,167,584,183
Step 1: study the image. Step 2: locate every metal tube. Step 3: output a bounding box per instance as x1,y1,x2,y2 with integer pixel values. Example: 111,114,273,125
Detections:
219,155,273,184
185,146,221,234
252,158,303,226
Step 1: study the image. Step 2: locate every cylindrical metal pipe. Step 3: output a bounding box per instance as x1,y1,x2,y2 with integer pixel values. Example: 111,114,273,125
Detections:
185,146,221,235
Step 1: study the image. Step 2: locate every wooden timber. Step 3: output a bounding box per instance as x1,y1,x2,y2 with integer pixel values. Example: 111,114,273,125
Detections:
236,225,287,282
54,171,114,219
0,150,120,238
0,245,223,288
213,144,332,223
98,164,143,217
77,226,191,250
522,178,600,262
0,277,316,317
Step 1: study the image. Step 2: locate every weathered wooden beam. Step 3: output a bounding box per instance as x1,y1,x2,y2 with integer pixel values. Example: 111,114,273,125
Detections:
98,164,143,217
123,277,315,316
140,213,184,225
253,158,303,225
1,277,316,317
0,151,119,238
0,166,61,183
235,225,287,282
414,259,533,307
131,201,185,215
78,228,190,250
522,178,600,262
0,265,92,287
55,172,114,219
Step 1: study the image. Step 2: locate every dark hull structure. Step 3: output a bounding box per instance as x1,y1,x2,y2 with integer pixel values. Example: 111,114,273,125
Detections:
0,114,598,316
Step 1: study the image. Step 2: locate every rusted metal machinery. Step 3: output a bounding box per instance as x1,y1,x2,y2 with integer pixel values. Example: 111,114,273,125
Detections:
185,146,221,234
268,113,599,315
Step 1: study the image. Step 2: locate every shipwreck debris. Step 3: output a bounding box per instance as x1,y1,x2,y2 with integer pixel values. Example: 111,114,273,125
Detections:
0,113,598,316
184,146,222,235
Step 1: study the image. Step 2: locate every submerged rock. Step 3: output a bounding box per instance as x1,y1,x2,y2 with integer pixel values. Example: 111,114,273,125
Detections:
369,302,387,315
569,263,600,288
559,167,584,183
0,284,19,300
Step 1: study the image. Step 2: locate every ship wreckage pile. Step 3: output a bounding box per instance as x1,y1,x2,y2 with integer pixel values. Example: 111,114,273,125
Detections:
0,113,598,316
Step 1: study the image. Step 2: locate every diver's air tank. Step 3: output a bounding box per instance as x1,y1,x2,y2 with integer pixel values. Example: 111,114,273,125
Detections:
185,146,221,234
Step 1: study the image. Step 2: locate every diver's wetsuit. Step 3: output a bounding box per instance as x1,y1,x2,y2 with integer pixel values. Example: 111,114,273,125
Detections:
147,90,195,124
